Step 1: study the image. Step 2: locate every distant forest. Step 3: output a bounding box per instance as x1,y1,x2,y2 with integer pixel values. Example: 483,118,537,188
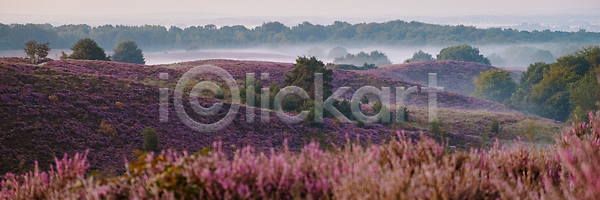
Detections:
1,20,600,51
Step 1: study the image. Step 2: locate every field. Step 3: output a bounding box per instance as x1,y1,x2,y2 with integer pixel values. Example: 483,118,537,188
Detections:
0,57,574,199
0,113,596,199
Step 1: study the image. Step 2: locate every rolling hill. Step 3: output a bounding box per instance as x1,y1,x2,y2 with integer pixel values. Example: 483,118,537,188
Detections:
364,61,521,96
0,57,563,176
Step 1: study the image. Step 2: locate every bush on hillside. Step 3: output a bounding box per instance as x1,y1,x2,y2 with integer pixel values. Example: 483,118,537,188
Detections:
23,40,50,64
112,41,145,64
486,53,506,67
282,56,333,111
333,50,392,66
65,38,109,61
404,50,434,63
437,44,490,65
325,63,377,70
529,49,555,64
529,66,579,121
490,120,499,134
472,69,517,103
141,127,159,152
327,46,348,59
506,62,551,113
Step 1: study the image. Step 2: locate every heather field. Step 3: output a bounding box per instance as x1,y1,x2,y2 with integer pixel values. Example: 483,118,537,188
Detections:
0,57,571,199
3,0,600,198
0,113,598,199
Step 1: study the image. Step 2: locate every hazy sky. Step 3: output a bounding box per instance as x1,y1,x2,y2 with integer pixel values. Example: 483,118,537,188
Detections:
2,0,599,17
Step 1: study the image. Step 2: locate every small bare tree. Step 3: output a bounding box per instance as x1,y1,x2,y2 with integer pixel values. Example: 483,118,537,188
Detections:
23,40,50,64
24,40,37,63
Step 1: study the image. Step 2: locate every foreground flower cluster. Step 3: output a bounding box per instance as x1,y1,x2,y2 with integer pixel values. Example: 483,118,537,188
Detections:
2,113,600,199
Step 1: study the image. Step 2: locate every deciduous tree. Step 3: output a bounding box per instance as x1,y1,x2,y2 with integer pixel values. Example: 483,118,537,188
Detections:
23,40,50,64
472,69,516,103
112,41,145,64
67,38,109,61
404,50,434,63
437,44,490,65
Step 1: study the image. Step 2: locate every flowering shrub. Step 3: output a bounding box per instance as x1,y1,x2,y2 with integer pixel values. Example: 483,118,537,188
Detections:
1,112,600,199
96,119,117,138
115,101,125,109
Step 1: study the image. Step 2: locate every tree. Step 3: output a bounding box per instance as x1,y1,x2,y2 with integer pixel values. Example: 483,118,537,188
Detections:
67,38,109,61
282,56,333,112
404,50,434,63
472,69,517,103
36,42,50,60
437,44,491,65
518,62,552,90
307,47,326,59
333,50,392,66
23,40,50,64
284,56,333,98
24,40,37,63
566,46,600,121
529,50,555,64
505,46,600,122
529,66,579,121
487,53,506,67
112,41,145,64
141,127,159,152
569,70,600,122
328,46,348,59
506,62,550,112
371,101,390,124
503,46,536,65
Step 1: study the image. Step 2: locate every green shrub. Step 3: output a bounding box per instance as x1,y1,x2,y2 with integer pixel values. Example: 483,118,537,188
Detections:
111,41,145,64
431,119,445,136
372,101,382,113
333,50,392,66
472,69,517,103
141,127,159,152
371,101,390,124
280,95,302,112
215,89,224,100
398,106,410,122
490,120,500,134
404,50,434,63
336,100,354,121
437,44,490,65
23,40,50,64
66,38,110,61
240,77,262,105
269,82,280,109
283,56,333,99
360,95,369,104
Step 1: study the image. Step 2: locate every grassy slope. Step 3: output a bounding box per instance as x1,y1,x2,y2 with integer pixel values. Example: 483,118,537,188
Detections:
367,60,521,96
0,58,563,176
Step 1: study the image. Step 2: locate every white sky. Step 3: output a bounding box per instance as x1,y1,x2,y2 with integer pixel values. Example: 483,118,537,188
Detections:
1,0,599,17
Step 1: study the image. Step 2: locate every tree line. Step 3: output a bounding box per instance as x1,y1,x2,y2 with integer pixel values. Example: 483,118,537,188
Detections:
2,20,600,51
24,38,146,64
